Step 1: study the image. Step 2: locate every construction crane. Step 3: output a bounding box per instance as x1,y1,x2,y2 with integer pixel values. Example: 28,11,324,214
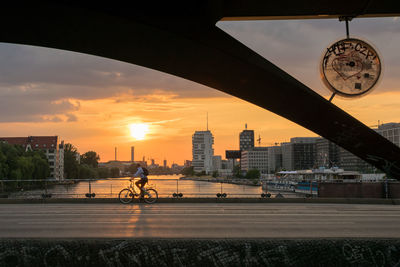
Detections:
369,120,381,128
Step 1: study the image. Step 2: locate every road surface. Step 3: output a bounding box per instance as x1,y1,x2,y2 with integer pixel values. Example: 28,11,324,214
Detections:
1,203,399,238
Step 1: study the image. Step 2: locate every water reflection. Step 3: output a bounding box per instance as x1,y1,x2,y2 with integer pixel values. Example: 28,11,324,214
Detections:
8,175,298,199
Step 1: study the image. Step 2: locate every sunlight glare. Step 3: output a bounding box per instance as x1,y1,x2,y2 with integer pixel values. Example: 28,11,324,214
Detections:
129,123,149,140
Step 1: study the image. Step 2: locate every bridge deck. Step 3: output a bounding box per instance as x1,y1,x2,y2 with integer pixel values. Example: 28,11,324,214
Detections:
1,203,400,238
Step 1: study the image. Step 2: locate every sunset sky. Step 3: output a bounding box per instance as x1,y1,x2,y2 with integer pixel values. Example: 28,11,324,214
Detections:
1,18,399,164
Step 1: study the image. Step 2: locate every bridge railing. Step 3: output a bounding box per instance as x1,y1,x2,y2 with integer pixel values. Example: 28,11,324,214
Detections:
0,177,289,199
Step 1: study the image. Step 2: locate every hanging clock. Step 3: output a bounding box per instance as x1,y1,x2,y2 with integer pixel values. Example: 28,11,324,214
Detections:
321,38,381,98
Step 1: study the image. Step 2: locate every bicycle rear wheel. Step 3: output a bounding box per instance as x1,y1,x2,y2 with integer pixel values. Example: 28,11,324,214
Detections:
119,188,134,204
143,189,158,204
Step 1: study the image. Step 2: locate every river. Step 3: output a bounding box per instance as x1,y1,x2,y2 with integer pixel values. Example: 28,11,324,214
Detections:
9,175,298,199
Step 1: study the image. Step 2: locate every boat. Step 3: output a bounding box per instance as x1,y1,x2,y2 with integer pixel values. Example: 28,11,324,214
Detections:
263,167,362,196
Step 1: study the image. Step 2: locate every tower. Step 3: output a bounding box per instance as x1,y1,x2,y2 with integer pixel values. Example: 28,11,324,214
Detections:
239,124,254,151
192,130,214,174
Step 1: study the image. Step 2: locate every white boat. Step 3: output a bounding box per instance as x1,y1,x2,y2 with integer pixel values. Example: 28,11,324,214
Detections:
264,167,362,196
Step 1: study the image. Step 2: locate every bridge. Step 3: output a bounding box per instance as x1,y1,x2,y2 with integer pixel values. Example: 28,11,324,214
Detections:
1,1,400,178
1,202,400,238
2,2,400,266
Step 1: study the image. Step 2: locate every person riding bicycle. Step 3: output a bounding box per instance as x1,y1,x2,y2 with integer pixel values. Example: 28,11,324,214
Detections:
130,163,148,198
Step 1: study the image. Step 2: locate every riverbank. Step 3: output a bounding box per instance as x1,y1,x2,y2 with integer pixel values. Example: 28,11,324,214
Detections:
180,176,260,186
1,179,77,195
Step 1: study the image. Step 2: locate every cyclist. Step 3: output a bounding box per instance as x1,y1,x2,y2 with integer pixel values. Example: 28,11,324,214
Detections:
130,163,148,198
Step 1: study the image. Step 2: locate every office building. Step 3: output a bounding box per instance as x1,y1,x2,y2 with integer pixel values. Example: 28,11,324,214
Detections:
375,122,400,147
241,147,269,174
336,122,399,173
282,137,319,171
192,130,214,174
315,138,340,168
239,124,254,151
338,147,375,173
0,136,64,180
131,146,134,162
212,155,222,171
184,160,192,167
268,146,282,173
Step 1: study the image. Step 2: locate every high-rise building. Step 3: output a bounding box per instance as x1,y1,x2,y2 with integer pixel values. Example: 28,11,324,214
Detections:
0,136,64,180
375,122,400,147
192,130,214,174
315,138,340,168
131,146,134,162
335,122,399,173
339,147,375,173
282,137,319,171
241,147,269,174
268,146,282,173
239,124,254,151
163,159,167,168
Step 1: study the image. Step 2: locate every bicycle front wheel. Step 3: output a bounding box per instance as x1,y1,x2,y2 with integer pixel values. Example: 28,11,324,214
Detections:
143,189,158,204
119,188,134,204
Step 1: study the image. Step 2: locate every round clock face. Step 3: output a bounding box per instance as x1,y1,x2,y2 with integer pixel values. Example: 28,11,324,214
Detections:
321,38,381,98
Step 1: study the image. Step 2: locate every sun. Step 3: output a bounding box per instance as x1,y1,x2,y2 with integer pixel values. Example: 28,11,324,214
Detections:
129,123,149,140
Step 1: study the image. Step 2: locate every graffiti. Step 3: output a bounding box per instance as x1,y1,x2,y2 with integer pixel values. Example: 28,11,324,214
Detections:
0,239,400,266
259,245,294,266
343,243,385,266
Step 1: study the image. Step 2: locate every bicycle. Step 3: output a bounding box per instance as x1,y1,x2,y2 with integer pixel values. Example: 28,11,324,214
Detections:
118,178,158,204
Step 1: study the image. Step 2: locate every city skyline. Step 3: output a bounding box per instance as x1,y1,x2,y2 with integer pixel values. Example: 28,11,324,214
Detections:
0,18,400,162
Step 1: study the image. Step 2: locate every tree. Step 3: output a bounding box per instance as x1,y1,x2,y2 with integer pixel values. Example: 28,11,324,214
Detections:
196,171,206,176
233,165,242,178
97,167,110,178
32,154,50,180
212,170,219,178
0,149,8,179
17,156,34,180
78,164,97,179
245,169,260,180
126,163,138,175
181,166,194,176
110,167,120,178
80,151,100,168
64,143,79,179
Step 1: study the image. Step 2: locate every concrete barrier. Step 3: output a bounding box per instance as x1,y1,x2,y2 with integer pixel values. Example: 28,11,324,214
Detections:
0,239,399,266
318,182,400,198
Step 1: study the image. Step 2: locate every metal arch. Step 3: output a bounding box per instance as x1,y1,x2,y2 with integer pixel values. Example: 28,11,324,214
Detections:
0,3,399,179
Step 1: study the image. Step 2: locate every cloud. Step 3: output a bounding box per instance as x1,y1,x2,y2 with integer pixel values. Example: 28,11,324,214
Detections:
217,18,400,95
0,17,399,123
66,113,78,122
0,43,220,100
0,95,80,122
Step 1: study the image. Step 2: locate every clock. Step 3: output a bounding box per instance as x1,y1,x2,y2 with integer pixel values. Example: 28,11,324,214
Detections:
321,38,381,98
